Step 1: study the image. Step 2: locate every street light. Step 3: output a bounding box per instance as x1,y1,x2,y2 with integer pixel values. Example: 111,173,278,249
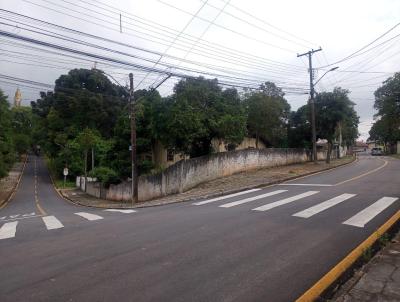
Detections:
314,67,339,86
310,66,339,163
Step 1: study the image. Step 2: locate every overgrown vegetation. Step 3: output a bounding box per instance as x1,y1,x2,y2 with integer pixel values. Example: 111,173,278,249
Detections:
0,89,33,177
0,67,360,183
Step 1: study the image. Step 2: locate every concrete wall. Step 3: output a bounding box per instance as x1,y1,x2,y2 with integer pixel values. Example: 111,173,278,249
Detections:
78,148,337,202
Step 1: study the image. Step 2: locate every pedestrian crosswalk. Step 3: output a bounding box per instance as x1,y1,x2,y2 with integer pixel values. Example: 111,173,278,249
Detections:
343,197,398,228
194,189,398,228
42,215,64,230
1,191,399,240
0,209,136,240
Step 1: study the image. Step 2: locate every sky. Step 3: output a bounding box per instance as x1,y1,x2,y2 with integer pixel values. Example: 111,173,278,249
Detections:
1,0,399,141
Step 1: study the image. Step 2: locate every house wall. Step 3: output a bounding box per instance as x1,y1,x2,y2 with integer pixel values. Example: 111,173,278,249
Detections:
211,137,267,153
77,148,338,202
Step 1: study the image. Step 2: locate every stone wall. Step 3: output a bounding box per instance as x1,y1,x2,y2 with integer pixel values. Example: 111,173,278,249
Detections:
77,148,336,202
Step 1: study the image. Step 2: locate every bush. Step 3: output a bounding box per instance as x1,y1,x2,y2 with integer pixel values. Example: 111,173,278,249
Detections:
89,166,120,187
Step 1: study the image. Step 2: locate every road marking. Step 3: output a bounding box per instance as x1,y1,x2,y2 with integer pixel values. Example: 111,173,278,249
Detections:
343,197,398,228
42,216,64,230
74,212,104,221
335,159,388,186
0,221,18,239
104,209,136,213
293,193,357,218
34,157,47,216
252,191,319,212
219,190,287,208
193,189,262,205
278,183,333,187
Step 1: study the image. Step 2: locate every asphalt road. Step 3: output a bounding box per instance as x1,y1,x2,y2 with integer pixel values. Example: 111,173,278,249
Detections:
0,154,399,302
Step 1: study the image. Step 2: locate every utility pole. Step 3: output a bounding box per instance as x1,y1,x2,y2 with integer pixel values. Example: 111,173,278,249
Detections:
297,47,322,163
129,73,138,204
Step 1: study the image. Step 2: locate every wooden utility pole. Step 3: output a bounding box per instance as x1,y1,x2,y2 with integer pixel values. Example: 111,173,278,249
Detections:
297,47,322,163
129,73,138,204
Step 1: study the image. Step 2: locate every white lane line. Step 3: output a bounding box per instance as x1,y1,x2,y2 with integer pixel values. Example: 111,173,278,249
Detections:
219,190,287,208
42,215,64,230
293,193,356,218
193,189,262,205
343,197,398,228
278,183,333,187
252,191,320,212
74,212,104,221
104,209,136,213
0,221,18,239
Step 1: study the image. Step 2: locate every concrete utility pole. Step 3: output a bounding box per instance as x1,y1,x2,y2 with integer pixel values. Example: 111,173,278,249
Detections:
129,73,138,204
297,47,322,163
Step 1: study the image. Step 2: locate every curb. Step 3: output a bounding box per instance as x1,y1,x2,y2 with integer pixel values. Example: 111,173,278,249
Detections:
60,155,357,209
0,155,28,209
296,210,400,302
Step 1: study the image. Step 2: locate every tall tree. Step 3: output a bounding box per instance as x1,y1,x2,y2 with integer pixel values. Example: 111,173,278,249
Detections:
245,82,290,148
369,73,400,152
315,87,359,163
157,77,247,157
0,89,14,177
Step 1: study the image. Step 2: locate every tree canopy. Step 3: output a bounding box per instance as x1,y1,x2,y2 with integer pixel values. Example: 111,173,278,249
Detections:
369,73,400,151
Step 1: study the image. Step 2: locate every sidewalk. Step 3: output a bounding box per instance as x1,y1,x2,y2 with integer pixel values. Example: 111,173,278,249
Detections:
0,159,25,207
61,156,355,209
332,231,400,302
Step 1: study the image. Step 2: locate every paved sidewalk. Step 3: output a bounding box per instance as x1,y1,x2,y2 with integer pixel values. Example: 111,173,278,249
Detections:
332,231,400,302
61,156,354,209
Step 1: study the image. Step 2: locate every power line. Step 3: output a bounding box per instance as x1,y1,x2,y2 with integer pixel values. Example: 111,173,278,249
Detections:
136,0,210,89
318,21,400,68
156,0,296,53
196,0,312,49
0,12,310,89
20,1,304,74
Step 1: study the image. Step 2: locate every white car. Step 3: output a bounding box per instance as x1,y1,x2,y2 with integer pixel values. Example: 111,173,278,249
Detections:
371,147,383,156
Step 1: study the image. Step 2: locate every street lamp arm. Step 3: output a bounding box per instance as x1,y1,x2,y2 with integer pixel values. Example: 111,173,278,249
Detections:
314,67,339,86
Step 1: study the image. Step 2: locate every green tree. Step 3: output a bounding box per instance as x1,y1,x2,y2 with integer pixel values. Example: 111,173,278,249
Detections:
11,106,33,157
315,87,359,163
245,82,290,148
0,89,14,177
369,73,400,152
288,105,311,148
156,77,247,157
76,128,98,190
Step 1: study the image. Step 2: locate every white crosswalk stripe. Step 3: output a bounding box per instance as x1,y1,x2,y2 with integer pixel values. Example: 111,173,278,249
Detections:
219,190,287,208
74,212,104,221
343,197,398,228
252,191,319,212
193,189,262,205
293,193,356,218
0,221,18,239
104,209,136,213
42,215,64,230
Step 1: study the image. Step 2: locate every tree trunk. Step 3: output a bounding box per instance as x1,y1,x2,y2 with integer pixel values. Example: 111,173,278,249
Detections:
84,149,88,192
91,147,94,171
255,132,259,149
326,141,331,164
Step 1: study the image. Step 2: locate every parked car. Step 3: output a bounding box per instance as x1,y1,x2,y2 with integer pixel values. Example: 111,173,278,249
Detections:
371,147,383,156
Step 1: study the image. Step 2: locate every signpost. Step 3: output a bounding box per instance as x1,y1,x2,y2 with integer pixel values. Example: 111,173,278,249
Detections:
63,167,68,188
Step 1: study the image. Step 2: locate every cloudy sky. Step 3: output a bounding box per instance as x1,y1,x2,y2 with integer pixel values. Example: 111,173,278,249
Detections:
1,0,399,141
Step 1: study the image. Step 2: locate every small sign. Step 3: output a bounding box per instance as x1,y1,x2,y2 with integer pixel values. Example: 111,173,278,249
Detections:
63,168,69,176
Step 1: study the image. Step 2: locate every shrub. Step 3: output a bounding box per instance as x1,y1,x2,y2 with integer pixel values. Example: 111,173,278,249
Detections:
89,166,120,187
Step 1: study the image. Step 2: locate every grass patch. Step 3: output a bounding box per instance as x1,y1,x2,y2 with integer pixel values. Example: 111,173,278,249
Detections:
390,154,400,160
54,179,76,189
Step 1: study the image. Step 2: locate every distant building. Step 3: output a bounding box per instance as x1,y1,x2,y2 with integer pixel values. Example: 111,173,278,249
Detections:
13,88,22,107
